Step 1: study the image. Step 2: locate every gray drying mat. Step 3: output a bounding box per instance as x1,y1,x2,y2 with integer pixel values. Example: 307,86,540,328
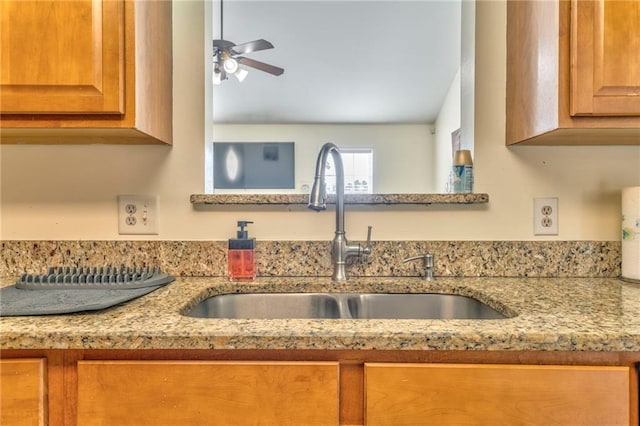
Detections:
1,266,175,316
0,285,164,316
16,266,174,290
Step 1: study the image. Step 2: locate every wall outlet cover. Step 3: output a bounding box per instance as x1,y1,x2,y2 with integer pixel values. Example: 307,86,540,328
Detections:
118,195,159,235
534,197,558,236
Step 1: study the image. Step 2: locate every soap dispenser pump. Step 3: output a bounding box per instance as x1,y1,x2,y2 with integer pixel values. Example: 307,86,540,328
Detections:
228,220,256,281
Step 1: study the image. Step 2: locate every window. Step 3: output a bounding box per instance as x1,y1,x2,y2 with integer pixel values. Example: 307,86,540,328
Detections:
325,149,374,194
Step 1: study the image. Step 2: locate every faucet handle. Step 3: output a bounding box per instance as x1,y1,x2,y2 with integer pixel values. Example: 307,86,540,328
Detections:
402,253,433,264
362,225,373,255
402,253,434,280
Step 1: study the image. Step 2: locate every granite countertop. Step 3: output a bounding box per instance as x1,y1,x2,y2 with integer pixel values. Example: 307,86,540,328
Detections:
1,276,639,351
190,193,489,205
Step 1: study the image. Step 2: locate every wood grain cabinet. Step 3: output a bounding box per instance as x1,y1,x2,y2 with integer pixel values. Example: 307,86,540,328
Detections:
364,363,631,426
2,351,637,425
76,360,339,426
506,0,640,145
0,358,47,426
0,0,172,145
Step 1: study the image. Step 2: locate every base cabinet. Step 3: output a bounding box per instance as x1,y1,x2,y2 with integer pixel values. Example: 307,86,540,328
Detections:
76,361,339,426
365,363,630,426
1,351,637,426
0,358,47,426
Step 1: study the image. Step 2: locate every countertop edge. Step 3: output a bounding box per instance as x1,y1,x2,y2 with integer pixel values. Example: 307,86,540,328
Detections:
1,277,639,352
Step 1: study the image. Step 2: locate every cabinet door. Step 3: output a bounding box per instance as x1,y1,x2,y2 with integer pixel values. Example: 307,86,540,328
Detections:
0,358,47,426
77,360,339,426
365,363,630,426
571,0,640,116
0,0,124,114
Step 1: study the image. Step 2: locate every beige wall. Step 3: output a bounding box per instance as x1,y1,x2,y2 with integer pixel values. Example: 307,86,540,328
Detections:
1,0,639,242
434,68,461,193
211,124,435,194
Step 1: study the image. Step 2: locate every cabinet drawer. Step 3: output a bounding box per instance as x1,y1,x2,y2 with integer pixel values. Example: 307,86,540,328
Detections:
77,360,339,426
365,363,630,425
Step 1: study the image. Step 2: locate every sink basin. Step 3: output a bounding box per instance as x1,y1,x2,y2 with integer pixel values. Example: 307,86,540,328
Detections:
346,293,505,319
185,293,341,319
184,292,508,320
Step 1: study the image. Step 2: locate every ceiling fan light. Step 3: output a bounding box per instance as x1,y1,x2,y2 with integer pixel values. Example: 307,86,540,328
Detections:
234,68,248,82
213,64,225,85
223,58,239,74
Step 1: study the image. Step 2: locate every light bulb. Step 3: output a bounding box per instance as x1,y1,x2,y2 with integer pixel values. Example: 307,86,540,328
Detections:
234,68,248,82
212,64,224,85
213,71,222,85
223,58,238,74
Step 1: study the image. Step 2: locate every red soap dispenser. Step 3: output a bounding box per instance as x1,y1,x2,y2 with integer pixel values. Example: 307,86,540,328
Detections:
228,221,256,281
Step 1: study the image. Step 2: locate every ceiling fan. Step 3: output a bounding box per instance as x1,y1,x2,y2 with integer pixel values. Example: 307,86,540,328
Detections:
212,0,284,84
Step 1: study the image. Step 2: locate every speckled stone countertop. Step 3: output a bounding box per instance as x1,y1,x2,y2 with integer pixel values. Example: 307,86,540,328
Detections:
2,276,639,352
190,193,489,205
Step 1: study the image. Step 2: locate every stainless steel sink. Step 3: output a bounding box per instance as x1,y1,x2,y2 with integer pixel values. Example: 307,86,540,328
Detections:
185,293,341,319
346,293,505,319
184,293,508,320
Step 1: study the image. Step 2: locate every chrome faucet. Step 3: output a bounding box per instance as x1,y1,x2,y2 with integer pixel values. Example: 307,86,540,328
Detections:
403,253,434,280
308,142,372,281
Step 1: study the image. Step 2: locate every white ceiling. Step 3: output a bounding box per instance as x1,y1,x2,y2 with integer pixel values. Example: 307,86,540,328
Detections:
213,1,461,124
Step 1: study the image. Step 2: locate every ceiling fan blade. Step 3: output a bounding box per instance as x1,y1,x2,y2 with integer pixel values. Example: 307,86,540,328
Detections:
213,39,235,51
238,57,284,76
231,39,274,55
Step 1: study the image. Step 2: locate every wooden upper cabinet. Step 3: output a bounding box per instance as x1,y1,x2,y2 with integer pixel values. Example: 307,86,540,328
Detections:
506,0,640,145
0,1,124,115
571,0,640,116
0,0,172,145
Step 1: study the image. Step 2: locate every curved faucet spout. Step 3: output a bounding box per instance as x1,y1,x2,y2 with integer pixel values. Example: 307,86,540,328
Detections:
308,142,371,281
308,143,344,233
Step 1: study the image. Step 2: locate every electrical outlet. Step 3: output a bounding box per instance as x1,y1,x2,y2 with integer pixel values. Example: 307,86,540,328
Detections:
534,197,558,235
118,195,159,235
